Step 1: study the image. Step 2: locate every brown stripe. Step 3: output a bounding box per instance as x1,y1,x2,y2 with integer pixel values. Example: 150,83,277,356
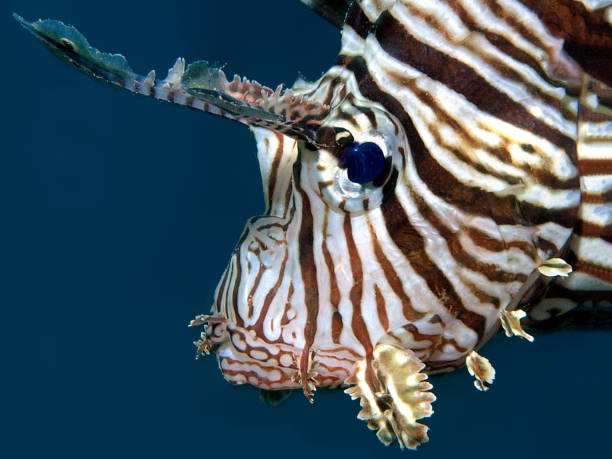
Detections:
280,284,295,327
407,0,571,113
246,266,265,320
295,164,319,351
579,159,612,175
342,56,579,229
446,233,528,284
391,71,575,189
343,215,373,351
344,1,373,38
408,186,530,283
517,0,612,87
214,266,229,315
317,180,334,193
466,227,538,260
381,194,486,340
573,260,612,283
582,192,606,204
256,220,291,232
266,133,284,210
254,249,289,335
575,220,612,242
444,0,577,93
218,358,294,386
331,311,343,344
221,261,233,321
366,220,424,321
347,93,380,129
374,285,389,332
335,107,362,128
460,278,502,309
579,105,612,124
319,76,345,107
321,210,343,344
375,11,578,160
231,254,244,328
487,0,551,51
184,95,196,108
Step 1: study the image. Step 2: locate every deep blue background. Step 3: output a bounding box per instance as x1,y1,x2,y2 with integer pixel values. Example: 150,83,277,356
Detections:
2,1,610,458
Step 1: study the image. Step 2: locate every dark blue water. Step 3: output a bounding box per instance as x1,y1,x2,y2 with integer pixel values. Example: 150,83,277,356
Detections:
2,1,610,458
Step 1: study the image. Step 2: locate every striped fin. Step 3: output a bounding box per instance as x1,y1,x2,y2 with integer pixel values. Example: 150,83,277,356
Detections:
14,14,330,146
532,75,612,323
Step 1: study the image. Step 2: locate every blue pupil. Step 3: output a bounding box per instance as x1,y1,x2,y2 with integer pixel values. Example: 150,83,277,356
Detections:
340,142,385,184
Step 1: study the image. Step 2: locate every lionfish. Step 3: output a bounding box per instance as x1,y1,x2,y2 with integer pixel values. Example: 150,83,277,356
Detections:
16,0,611,450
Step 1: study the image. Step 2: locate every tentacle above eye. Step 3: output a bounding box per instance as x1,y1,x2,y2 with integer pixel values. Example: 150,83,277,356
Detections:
14,14,331,146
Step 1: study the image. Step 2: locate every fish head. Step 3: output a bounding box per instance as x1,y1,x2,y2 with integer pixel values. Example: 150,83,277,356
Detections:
205,71,410,381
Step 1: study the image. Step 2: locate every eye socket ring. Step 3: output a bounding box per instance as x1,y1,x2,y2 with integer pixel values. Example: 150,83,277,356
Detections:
302,129,399,215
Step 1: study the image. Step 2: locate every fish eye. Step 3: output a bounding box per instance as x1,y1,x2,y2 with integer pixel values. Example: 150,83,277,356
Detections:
339,141,386,184
302,127,400,214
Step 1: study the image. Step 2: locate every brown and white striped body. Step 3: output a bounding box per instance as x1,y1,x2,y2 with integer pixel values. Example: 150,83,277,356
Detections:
205,0,611,396
19,0,611,450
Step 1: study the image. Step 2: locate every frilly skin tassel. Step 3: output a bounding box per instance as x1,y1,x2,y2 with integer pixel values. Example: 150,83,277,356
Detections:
13,14,331,146
345,344,435,450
